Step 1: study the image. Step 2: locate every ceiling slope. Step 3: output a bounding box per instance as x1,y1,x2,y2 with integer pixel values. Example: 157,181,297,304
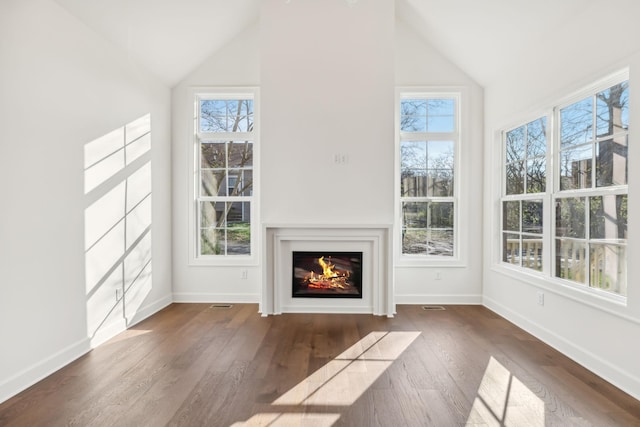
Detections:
54,0,260,87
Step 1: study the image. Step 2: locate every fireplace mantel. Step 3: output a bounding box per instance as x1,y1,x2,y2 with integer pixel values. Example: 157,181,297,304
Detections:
261,224,394,316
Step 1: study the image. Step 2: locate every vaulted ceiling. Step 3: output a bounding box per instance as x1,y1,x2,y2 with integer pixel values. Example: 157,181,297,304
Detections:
53,0,622,88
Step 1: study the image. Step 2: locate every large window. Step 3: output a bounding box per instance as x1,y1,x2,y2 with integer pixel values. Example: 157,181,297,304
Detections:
500,74,629,298
398,93,459,258
193,92,258,259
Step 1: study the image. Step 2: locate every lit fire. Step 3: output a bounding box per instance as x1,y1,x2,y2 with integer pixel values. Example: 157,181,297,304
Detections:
304,256,352,290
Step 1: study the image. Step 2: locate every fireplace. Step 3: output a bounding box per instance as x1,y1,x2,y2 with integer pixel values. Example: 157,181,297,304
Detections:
292,251,363,298
261,224,394,316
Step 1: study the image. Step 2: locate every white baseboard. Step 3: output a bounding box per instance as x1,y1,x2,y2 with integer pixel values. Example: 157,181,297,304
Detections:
0,293,173,405
483,295,640,401
0,337,90,405
172,292,260,303
394,294,482,305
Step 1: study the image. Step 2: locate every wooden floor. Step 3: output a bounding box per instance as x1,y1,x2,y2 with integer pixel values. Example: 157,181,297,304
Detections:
1,304,639,426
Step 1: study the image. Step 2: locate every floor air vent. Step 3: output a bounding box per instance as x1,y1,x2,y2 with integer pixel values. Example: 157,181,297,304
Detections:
210,304,233,309
422,305,446,311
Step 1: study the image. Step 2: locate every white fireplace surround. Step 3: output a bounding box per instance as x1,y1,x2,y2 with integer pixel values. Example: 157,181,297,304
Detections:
261,224,395,316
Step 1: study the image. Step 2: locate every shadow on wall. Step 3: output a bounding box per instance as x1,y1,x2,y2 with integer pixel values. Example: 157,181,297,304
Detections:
83,114,153,347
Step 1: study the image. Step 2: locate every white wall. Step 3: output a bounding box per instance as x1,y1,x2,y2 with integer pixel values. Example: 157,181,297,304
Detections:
0,0,172,403
483,1,640,399
170,3,484,304
394,22,484,304
171,24,261,302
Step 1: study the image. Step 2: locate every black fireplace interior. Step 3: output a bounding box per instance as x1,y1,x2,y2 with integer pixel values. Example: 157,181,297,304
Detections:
292,251,363,298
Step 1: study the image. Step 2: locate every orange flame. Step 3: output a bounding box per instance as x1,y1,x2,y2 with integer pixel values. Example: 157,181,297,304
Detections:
304,256,351,290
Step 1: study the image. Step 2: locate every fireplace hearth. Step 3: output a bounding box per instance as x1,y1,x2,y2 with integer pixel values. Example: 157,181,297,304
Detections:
292,251,363,298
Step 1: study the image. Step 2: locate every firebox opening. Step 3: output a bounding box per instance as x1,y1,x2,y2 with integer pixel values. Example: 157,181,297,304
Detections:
292,251,363,298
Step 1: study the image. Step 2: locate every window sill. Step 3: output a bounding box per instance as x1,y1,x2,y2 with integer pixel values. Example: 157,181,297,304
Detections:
395,255,467,268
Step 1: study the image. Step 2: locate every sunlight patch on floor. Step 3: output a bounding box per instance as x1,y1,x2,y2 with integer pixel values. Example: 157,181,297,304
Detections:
466,356,545,426
232,331,421,426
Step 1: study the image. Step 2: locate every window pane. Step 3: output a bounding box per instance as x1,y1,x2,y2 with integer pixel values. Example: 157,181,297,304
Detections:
522,235,543,272
502,201,520,232
201,170,226,196
506,126,525,163
522,200,543,234
200,99,253,132
427,99,455,132
228,170,253,197
400,99,427,132
201,228,225,255
429,202,454,228
201,142,226,168
555,239,586,284
402,229,427,254
589,243,626,296
427,140,454,196
596,82,629,137
589,195,627,240
228,141,253,168
556,197,585,238
402,202,427,228
560,97,593,147
527,118,547,158
526,158,546,193
596,136,628,187
401,172,427,197
200,201,225,227
502,233,520,265
227,224,250,255
506,161,524,195
401,141,426,169
560,145,592,190
427,169,454,197
428,229,453,256
401,141,427,197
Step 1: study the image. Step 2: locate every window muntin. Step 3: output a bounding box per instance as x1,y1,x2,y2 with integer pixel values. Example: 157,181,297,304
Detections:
399,94,458,258
195,96,255,258
501,76,629,298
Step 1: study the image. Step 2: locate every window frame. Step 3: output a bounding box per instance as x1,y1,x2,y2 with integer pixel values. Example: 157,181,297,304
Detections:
188,87,260,266
497,69,629,304
395,88,463,265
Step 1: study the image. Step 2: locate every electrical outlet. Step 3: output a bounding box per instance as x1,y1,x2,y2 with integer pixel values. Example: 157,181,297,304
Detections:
241,269,248,280
537,291,544,306
435,271,442,280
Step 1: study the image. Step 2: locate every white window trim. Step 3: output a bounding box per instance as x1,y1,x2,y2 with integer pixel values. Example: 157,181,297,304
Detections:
494,68,629,307
394,87,467,267
187,87,260,266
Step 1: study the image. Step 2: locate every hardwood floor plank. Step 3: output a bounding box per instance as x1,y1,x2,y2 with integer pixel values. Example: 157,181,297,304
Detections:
1,304,638,427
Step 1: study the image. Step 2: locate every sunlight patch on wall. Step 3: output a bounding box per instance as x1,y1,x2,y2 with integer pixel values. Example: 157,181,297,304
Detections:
466,356,545,426
84,114,153,347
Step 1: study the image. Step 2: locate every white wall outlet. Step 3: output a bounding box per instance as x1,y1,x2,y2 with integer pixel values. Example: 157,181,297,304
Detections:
435,271,442,280
537,291,544,306
241,269,248,280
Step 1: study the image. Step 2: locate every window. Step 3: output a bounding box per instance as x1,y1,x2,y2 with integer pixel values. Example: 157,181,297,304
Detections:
555,80,628,295
500,74,629,298
193,91,258,260
502,118,547,272
398,93,459,258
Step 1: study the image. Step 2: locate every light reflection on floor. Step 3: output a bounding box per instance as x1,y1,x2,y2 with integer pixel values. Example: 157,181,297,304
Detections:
231,331,420,427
